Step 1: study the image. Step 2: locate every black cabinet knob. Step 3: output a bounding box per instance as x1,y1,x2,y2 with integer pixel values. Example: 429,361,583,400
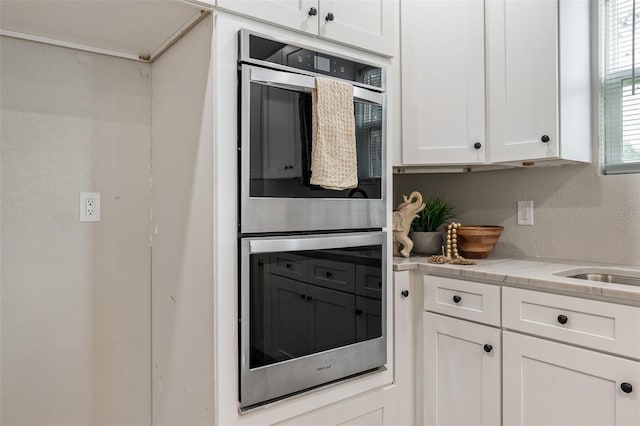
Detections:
326,12,334,21
308,7,317,16
541,135,550,143
452,295,462,304
401,290,409,298
285,263,292,269
325,271,333,278
483,344,493,353
557,314,568,325
355,309,363,316
621,382,633,393
300,294,306,300
474,142,482,149
306,295,313,301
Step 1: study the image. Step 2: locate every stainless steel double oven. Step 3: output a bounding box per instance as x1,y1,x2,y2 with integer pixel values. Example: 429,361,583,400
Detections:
237,30,387,409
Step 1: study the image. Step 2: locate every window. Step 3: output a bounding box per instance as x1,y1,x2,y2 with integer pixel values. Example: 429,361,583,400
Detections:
603,0,640,174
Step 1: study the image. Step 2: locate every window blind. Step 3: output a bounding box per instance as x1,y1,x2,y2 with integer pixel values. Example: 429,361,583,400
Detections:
604,0,640,174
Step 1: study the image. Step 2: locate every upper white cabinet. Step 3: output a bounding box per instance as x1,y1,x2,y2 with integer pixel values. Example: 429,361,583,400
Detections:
398,0,590,168
216,0,397,56
401,0,486,165
0,0,210,62
486,0,591,164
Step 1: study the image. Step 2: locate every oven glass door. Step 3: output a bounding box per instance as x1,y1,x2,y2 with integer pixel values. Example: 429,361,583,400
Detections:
240,231,387,408
240,65,387,233
248,82,382,199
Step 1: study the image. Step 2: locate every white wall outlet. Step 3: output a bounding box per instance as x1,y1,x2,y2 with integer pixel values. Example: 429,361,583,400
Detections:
80,192,101,222
517,200,534,226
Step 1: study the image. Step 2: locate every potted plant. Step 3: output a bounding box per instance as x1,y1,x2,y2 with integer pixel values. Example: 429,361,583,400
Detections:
409,197,457,255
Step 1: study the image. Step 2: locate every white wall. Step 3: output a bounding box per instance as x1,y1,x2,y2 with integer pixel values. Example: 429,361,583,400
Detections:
393,164,640,265
1,37,152,424
151,15,215,426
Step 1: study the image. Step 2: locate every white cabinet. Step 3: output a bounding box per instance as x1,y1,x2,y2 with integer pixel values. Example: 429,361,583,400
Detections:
422,276,502,426
398,0,590,168
401,0,486,165
503,331,640,426
318,0,396,57
216,0,396,56
417,273,640,426
486,0,590,164
423,313,501,426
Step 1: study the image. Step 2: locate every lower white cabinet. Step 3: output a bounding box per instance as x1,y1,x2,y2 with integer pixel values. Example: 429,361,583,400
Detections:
423,312,501,426
418,273,640,426
503,331,640,426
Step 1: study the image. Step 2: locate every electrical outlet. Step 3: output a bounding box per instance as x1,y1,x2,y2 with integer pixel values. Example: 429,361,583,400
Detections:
517,201,534,226
80,192,101,222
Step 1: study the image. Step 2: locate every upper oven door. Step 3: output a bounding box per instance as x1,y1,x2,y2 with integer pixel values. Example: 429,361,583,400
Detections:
239,65,386,234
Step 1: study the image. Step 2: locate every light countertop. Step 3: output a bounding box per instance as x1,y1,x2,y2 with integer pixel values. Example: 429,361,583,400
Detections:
393,255,640,305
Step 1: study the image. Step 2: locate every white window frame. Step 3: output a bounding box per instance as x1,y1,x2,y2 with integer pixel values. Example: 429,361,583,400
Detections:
602,0,640,174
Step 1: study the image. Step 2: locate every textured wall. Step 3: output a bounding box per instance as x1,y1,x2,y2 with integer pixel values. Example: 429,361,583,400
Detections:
394,164,640,265
151,15,214,426
1,37,152,424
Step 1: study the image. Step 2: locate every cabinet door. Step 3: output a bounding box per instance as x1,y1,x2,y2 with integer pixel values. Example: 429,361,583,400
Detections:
423,313,501,426
260,87,302,179
319,0,396,56
401,0,485,165
217,0,319,35
486,0,559,162
355,296,381,342
307,285,356,353
269,275,310,360
503,331,640,426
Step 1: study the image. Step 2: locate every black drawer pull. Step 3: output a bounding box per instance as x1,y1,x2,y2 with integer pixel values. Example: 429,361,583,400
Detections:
300,294,306,300
557,314,568,325
306,296,313,301
401,290,409,298
285,263,292,269
541,134,550,143
483,344,493,353
621,382,633,393
378,280,382,288
452,295,462,304
308,7,317,16
326,12,334,21
355,309,363,316
325,271,333,278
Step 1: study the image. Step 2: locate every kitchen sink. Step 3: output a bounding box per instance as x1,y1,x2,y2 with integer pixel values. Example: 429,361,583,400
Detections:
555,268,640,287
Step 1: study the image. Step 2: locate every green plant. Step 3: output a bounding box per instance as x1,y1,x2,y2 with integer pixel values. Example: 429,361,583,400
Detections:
411,197,457,233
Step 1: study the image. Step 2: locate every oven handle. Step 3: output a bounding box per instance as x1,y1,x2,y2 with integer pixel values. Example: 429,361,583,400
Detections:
245,231,385,254
249,66,383,105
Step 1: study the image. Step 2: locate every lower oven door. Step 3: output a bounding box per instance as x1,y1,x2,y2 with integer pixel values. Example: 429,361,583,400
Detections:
239,231,387,408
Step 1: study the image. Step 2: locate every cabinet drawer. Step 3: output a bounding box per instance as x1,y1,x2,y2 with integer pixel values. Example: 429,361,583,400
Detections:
423,276,501,326
503,287,640,359
355,265,383,299
307,258,355,293
270,253,307,281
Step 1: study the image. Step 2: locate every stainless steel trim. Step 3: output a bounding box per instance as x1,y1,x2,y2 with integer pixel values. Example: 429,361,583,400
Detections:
239,231,387,408
238,28,386,92
249,66,384,105
240,64,387,234
247,231,385,254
